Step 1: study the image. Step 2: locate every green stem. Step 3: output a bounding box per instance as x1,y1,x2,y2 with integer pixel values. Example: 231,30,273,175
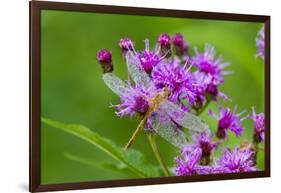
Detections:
196,99,211,116
253,136,259,166
147,133,169,176
254,142,259,164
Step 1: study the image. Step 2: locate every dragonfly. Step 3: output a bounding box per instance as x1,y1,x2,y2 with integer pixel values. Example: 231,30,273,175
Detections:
102,47,208,150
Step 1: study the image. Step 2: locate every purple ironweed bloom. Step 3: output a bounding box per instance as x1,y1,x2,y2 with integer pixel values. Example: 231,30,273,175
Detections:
192,44,230,100
193,44,224,77
209,106,246,139
179,128,219,166
250,107,265,143
175,146,214,176
214,147,256,173
173,33,189,56
119,37,135,54
138,50,161,74
191,71,213,108
175,128,219,175
97,49,113,73
158,34,171,57
256,27,265,60
240,140,257,166
115,84,150,117
151,61,197,106
191,128,219,165
175,147,203,176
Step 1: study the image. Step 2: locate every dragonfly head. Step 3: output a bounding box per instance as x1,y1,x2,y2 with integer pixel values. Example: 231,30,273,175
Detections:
162,87,171,98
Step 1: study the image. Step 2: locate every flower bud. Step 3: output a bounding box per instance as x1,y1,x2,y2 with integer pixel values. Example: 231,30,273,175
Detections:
119,38,134,53
158,34,171,48
97,49,113,73
173,33,184,47
173,33,189,56
139,51,160,74
158,34,171,57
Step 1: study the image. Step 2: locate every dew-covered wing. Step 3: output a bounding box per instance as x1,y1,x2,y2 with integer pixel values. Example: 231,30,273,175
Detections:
160,101,208,132
102,73,128,96
150,113,188,148
125,52,150,87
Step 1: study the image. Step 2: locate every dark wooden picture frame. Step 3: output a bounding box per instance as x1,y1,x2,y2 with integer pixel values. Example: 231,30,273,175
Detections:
30,1,270,192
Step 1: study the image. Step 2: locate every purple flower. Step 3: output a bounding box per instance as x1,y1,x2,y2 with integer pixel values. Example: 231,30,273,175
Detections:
240,140,257,166
179,128,219,166
250,107,265,143
158,34,171,49
192,44,230,99
209,106,246,139
158,34,171,57
119,37,135,53
175,128,219,175
138,50,161,74
175,145,216,176
213,147,256,173
256,27,264,60
192,128,220,165
173,33,189,57
173,33,184,47
97,49,113,73
191,71,213,106
193,44,223,76
115,84,150,117
175,147,202,176
151,61,197,106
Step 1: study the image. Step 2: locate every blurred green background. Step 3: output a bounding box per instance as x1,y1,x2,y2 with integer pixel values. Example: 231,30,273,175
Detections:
41,10,264,184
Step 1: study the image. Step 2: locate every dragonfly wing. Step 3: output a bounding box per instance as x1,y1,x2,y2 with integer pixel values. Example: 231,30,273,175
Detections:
102,73,128,96
125,52,150,87
150,113,188,148
160,101,208,132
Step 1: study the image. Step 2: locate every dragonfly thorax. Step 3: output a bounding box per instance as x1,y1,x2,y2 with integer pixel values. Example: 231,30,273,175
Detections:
148,87,171,112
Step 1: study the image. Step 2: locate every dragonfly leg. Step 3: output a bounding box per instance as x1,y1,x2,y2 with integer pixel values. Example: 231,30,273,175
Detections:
124,118,146,150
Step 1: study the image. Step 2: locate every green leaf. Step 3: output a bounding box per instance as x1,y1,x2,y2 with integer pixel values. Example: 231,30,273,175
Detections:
42,117,160,177
64,153,130,173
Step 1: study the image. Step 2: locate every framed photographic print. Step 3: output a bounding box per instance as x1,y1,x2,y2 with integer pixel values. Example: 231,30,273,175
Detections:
30,0,270,192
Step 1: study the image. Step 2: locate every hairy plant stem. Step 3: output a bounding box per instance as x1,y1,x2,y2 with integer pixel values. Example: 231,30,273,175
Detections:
147,133,169,176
